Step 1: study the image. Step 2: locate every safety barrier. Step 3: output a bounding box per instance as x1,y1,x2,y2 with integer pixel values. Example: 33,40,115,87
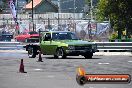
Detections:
0,41,132,52
94,42,132,52
0,41,24,50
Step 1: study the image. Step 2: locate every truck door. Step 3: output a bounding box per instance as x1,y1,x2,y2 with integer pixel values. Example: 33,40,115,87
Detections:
40,33,56,54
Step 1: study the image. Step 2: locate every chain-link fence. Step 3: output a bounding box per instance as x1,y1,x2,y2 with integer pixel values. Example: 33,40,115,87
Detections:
0,13,111,41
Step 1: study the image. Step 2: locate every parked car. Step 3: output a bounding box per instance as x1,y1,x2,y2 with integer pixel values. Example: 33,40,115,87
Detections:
15,31,39,42
0,31,2,41
25,31,97,59
0,31,13,41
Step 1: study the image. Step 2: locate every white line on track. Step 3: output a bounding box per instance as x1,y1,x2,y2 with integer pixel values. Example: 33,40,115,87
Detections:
98,63,110,65
47,75,55,78
34,69,43,71
128,61,132,63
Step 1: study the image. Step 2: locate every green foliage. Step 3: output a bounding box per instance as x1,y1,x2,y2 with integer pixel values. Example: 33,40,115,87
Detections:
96,0,108,21
0,5,2,13
0,0,9,13
97,0,132,39
2,0,8,7
27,0,32,3
85,0,91,5
110,32,118,39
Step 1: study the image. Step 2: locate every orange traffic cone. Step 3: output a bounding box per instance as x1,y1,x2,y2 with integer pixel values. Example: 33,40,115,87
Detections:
19,59,27,73
37,51,43,62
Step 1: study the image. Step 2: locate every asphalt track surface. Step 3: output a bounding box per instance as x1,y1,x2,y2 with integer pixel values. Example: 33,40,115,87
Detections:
0,51,132,88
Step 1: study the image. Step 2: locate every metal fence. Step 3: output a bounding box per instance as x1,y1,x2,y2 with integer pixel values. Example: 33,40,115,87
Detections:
0,13,111,41
0,41,24,50
0,13,84,25
0,41,132,52
94,42,132,52
0,13,84,33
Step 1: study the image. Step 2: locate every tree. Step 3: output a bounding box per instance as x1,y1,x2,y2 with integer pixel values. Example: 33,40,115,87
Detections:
85,0,99,20
97,0,132,39
0,6,2,13
2,0,8,7
27,0,32,3
0,0,7,13
0,0,10,13
85,0,91,5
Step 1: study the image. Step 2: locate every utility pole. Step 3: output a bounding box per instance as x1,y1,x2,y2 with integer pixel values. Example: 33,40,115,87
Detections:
32,0,34,31
74,0,75,16
58,0,60,30
15,0,19,35
89,0,93,41
48,18,50,30
15,0,18,17
73,0,76,32
90,0,93,21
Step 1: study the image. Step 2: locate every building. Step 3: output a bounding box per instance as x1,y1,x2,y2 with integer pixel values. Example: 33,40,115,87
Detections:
51,0,85,13
0,0,98,14
24,0,58,14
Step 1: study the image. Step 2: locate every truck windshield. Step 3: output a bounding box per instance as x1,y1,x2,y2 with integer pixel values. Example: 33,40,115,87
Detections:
52,32,79,40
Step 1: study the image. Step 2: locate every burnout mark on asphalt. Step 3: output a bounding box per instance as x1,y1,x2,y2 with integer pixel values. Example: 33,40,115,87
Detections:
98,63,110,65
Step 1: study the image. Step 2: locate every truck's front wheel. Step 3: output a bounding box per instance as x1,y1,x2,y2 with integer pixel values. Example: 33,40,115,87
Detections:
28,47,36,58
84,53,93,59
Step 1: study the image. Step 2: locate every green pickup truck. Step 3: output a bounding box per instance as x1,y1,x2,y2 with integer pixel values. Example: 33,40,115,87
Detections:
26,31,97,59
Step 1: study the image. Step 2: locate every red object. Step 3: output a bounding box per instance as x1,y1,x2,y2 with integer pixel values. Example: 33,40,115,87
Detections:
16,25,19,30
15,31,39,42
19,59,27,73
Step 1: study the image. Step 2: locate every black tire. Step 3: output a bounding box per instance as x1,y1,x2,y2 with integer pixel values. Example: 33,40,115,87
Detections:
84,53,93,59
28,47,36,58
76,75,87,86
54,48,66,59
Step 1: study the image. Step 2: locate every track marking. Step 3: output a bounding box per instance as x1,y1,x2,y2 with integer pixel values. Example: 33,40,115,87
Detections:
34,69,43,71
73,64,78,67
98,63,110,65
128,61,132,63
47,75,55,78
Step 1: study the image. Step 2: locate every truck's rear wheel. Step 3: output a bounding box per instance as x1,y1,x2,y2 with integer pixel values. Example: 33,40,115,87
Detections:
54,48,66,59
28,47,36,58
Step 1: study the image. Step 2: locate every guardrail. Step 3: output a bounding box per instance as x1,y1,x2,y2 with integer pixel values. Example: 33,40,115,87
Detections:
0,41,24,50
94,42,132,52
0,41,132,52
